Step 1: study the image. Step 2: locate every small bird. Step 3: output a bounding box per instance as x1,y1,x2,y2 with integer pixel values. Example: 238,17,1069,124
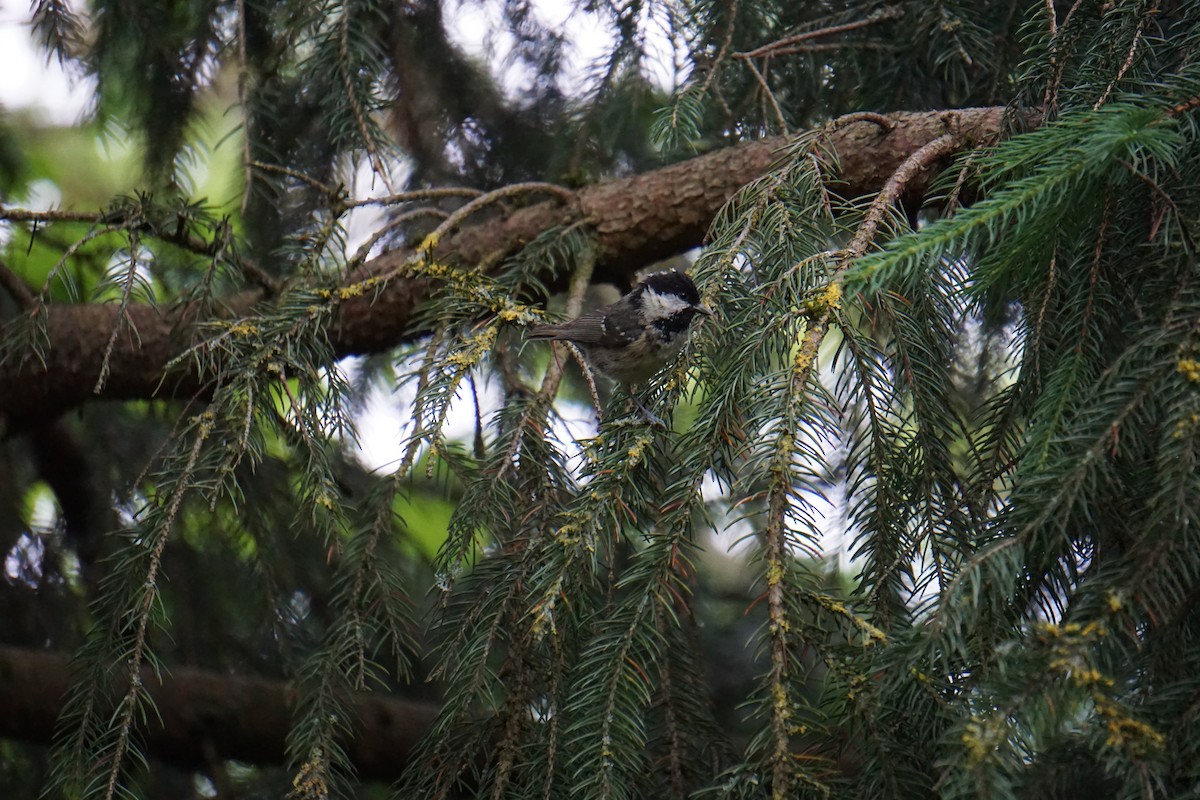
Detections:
527,270,712,397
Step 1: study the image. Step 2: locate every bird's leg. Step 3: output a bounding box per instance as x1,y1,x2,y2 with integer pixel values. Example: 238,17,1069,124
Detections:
631,395,667,429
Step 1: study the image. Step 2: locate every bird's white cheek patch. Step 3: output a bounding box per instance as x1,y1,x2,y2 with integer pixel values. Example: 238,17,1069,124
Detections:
640,289,690,320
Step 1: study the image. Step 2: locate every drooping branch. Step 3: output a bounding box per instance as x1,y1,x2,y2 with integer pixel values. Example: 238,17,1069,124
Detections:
0,107,1024,431
0,644,439,780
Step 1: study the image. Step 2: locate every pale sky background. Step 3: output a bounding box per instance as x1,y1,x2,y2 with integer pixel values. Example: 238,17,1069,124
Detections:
0,0,683,123
0,1,95,124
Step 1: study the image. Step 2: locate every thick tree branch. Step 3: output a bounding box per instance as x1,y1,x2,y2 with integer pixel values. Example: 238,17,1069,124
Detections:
0,107,1022,431
0,644,439,780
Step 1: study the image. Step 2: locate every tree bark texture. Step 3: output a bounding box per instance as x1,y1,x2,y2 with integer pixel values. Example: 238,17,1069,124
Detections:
0,644,439,780
0,107,1021,431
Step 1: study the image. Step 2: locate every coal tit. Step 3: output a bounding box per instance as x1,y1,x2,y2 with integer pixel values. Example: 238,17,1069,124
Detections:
527,270,712,385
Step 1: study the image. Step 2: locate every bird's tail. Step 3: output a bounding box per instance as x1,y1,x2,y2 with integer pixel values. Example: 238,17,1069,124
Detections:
525,324,570,340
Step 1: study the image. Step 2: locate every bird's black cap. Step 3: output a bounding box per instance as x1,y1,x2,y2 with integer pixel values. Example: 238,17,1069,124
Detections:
638,270,701,305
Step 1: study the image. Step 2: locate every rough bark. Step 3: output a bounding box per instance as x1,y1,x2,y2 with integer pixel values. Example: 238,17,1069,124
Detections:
0,107,1021,432
0,644,439,780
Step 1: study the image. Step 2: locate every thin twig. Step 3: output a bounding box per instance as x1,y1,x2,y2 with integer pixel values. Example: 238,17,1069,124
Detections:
5,202,280,294
826,110,895,132
339,11,395,195
94,232,145,394
698,0,738,96
345,186,483,210
564,343,603,418
755,41,888,58
362,182,578,290
346,207,449,271
1031,251,1057,393
1077,192,1110,352
41,224,125,298
248,161,337,196
0,206,101,223
735,9,896,60
760,272,836,800
1119,158,1195,250
1169,96,1200,117
231,252,281,294
1043,0,1088,114
237,0,253,216
398,330,447,481
743,57,788,133
844,133,960,258
424,183,576,246
1094,6,1152,110
655,610,687,800
1059,0,1088,33
943,158,975,216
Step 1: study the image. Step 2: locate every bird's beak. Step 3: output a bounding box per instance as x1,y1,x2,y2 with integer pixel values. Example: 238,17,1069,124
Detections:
693,304,714,318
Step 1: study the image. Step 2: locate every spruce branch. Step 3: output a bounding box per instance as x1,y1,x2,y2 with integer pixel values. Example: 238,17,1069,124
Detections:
654,610,687,800
337,4,395,195
102,414,211,800
844,133,960,256
6,0,1200,796
1,200,277,293
30,0,84,63
500,239,597,477
1093,3,1152,111
0,644,437,778
0,107,1016,430
93,230,146,394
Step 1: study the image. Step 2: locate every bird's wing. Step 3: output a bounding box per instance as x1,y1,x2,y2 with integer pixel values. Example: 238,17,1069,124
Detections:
528,304,640,346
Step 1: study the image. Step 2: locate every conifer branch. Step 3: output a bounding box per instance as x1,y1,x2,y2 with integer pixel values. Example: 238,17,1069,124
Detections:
9,0,1200,796
0,644,437,778
93,231,143,394
338,7,394,195
0,107,1018,431
1093,5,1151,111
102,415,211,799
501,240,596,476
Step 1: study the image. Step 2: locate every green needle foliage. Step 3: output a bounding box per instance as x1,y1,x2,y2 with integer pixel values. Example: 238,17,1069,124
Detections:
2,1,1200,799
